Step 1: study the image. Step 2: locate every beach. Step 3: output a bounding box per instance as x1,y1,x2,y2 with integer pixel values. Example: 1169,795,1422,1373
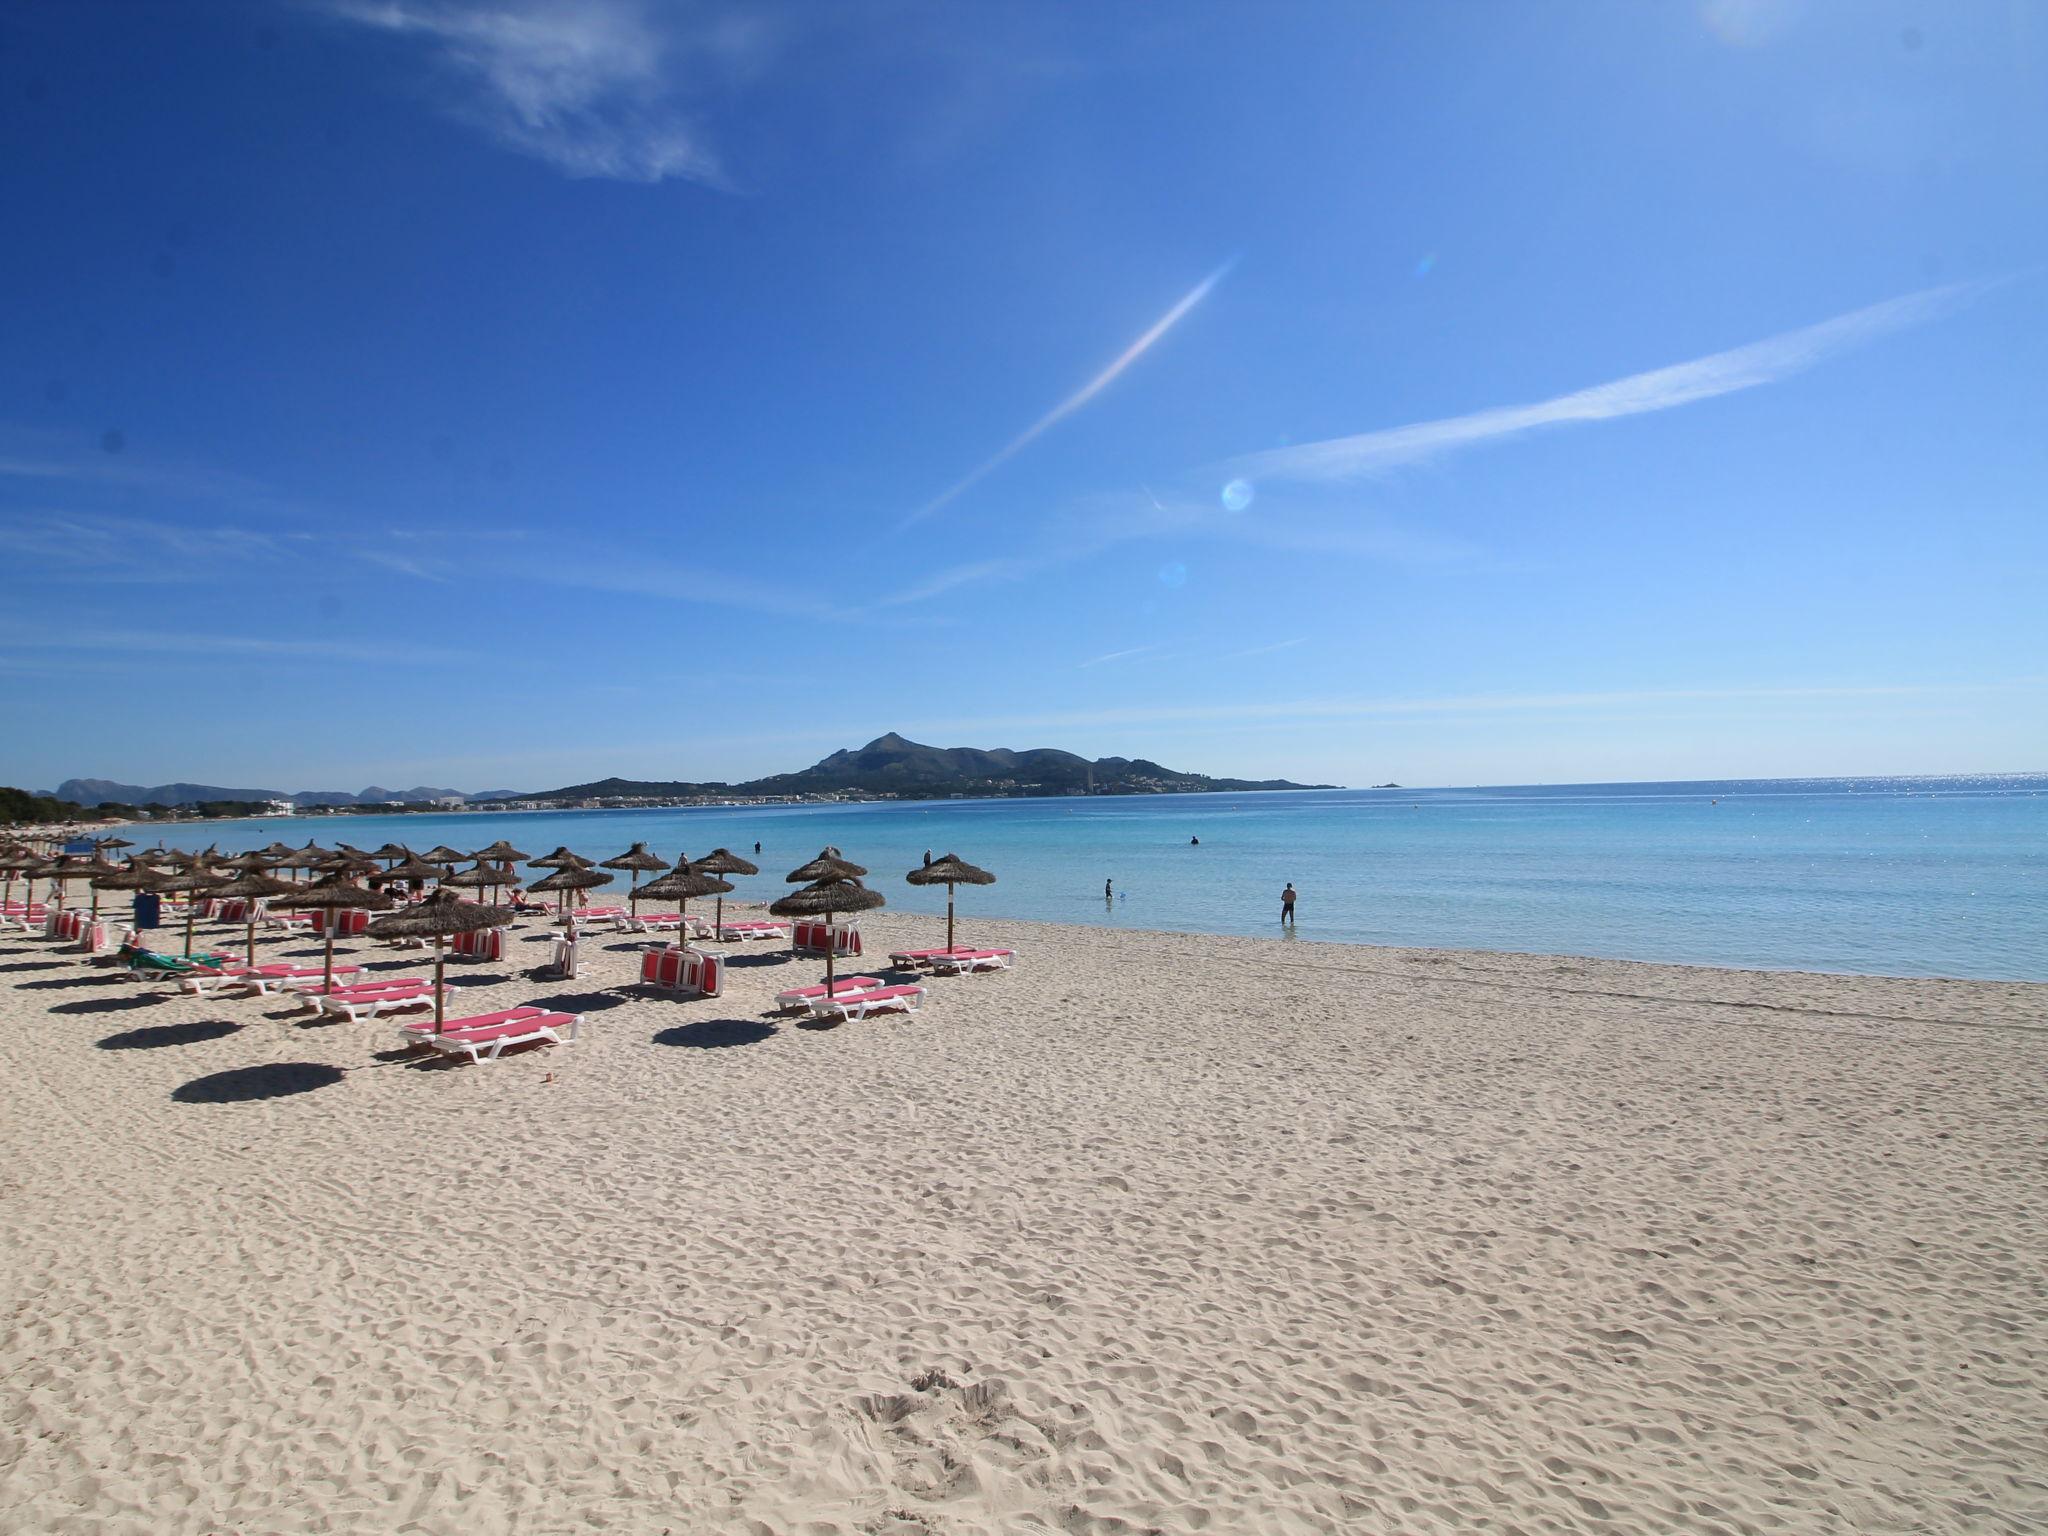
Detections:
2,906,2043,1534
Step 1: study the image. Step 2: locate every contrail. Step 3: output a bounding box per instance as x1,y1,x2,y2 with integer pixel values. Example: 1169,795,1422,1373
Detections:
903,259,1236,528
1225,280,1985,485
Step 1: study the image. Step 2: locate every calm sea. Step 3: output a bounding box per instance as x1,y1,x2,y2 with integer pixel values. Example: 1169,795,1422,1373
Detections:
147,775,2046,982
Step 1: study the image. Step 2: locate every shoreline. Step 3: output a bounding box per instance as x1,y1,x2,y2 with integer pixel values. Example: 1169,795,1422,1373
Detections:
3,902,2043,1532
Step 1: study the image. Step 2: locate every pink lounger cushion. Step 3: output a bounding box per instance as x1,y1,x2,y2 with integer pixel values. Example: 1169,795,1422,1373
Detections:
774,976,884,1010
300,978,432,1001
436,1012,576,1044
399,1006,544,1037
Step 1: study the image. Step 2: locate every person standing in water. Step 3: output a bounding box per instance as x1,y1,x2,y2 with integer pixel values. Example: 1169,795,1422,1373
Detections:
1281,882,1297,926
1105,877,1113,904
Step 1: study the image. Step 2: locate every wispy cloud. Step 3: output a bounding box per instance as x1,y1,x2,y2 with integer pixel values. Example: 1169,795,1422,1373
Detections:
901,675,2048,740
0,630,472,664
1077,642,1169,669
1230,636,1308,659
902,259,1237,528
326,0,768,184
1227,281,1985,485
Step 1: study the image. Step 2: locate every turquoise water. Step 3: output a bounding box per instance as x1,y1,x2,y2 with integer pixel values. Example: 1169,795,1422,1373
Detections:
142,775,2046,981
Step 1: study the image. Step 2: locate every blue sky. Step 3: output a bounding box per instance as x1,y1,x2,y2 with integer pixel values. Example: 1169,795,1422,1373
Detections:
1,0,2043,794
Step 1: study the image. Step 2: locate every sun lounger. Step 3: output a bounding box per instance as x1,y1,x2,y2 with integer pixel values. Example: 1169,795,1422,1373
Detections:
259,910,316,931
398,1005,579,1064
774,975,885,1012
925,949,1016,975
806,983,925,1023
312,981,438,1024
563,906,627,930
122,949,233,981
245,964,364,996
623,911,711,937
716,920,788,942
888,946,974,968
178,962,361,997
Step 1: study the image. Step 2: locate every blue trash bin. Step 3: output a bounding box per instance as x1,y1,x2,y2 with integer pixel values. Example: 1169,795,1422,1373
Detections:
134,891,162,930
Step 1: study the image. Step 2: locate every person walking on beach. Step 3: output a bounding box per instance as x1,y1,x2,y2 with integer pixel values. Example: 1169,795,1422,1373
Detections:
1281,882,1296,926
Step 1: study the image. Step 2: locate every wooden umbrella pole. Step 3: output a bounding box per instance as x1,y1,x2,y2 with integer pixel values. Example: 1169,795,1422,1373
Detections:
825,909,836,991
434,935,446,1034
245,916,256,968
323,925,336,990
184,902,197,958
947,884,956,952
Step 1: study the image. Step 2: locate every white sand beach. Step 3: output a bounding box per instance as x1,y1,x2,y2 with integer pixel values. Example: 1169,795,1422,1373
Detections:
2,906,2043,1534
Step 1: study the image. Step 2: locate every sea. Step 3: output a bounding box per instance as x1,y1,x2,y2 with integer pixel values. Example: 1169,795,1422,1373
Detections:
128,775,2046,983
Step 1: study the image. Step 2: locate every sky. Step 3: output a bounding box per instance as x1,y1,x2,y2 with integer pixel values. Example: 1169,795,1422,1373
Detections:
1,0,2044,794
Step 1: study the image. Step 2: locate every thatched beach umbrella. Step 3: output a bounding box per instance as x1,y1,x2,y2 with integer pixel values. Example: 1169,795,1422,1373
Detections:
471,839,530,865
259,841,297,860
155,866,226,956
91,861,165,927
288,841,333,874
205,869,303,967
373,855,451,894
528,866,612,929
419,845,469,866
96,835,134,852
529,846,595,871
771,876,885,990
0,845,41,915
691,848,758,937
370,842,412,868
365,889,513,1035
335,843,375,862
442,860,515,904
905,852,996,953
601,843,668,917
286,874,395,989
47,853,111,916
632,859,730,931
785,846,867,883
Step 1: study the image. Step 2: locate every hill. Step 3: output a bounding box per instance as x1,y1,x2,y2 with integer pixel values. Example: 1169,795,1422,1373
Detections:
51,778,525,808
539,733,1334,801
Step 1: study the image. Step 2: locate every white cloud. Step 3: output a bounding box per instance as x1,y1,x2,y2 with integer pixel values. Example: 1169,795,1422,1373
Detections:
1226,281,1983,485
1077,642,1168,669
326,0,767,184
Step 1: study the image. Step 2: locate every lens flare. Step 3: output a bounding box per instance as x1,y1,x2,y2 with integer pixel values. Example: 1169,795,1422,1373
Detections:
1221,478,1254,512
1158,561,1188,589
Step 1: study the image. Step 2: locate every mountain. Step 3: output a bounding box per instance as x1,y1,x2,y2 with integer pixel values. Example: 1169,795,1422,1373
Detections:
52,778,526,808
537,733,1335,801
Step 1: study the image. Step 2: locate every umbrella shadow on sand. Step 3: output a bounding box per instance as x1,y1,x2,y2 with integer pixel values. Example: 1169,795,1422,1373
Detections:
525,990,632,1014
0,960,66,973
172,1062,345,1103
722,951,796,970
99,1020,242,1051
21,974,125,990
654,1018,776,1050
52,993,163,1015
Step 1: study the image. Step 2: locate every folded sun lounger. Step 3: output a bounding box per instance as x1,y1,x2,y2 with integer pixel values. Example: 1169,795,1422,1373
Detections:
806,983,925,1023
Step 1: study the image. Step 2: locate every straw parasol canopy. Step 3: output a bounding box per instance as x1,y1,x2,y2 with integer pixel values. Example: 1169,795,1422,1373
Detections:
153,866,226,956
631,859,730,929
442,860,516,903
690,848,758,935
785,846,866,883
905,852,996,953
285,875,395,987
601,843,668,916
529,846,595,871
372,855,451,893
527,866,612,930
471,839,530,864
259,841,297,859
365,889,514,1034
205,869,304,966
771,876,885,989
51,853,117,917
335,843,375,861
288,841,333,872
0,846,36,914
220,849,286,873
419,845,469,865
370,842,412,867
96,835,134,851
